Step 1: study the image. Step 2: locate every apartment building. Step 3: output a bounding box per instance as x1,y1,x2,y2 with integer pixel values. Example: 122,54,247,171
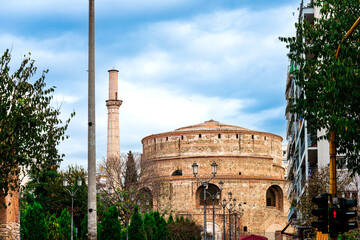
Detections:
285,1,359,236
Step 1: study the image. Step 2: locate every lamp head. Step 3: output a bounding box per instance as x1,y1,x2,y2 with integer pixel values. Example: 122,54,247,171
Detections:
211,161,218,175
63,177,68,187
228,192,232,200
192,162,199,176
218,180,224,191
77,177,82,187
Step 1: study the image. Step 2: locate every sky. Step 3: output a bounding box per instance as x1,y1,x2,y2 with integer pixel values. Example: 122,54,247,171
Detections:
1,0,306,170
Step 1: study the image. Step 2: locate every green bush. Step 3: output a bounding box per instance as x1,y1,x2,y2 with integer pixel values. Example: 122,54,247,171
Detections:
128,205,145,240
59,209,71,240
99,206,122,240
22,202,48,240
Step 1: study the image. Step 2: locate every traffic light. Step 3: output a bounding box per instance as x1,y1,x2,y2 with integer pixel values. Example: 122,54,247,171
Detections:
339,198,358,232
311,193,330,233
328,206,342,234
328,198,358,235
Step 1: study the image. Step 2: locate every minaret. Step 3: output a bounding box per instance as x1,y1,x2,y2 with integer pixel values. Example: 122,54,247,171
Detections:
106,69,122,160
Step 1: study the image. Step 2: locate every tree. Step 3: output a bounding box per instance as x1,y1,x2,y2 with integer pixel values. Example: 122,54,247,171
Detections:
279,0,360,175
143,211,157,240
80,214,88,240
98,205,122,240
167,214,174,224
152,211,168,240
128,205,145,240
22,202,48,240
97,152,140,226
167,218,203,240
59,209,71,240
46,214,61,240
0,49,74,197
124,151,138,190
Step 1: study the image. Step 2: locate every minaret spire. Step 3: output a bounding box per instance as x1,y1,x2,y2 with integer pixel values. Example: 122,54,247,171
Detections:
106,69,122,160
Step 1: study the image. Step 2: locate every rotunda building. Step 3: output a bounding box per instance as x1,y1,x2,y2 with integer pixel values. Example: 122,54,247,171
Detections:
140,120,289,240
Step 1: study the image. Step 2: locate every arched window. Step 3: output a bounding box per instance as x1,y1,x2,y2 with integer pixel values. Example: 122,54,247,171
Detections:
265,185,284,211
197,184,221,206
172,170,182,176
138,187,153,211
266,188,276,206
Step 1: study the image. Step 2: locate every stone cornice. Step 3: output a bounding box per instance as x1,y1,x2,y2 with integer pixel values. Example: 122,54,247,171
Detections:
144,155,274,162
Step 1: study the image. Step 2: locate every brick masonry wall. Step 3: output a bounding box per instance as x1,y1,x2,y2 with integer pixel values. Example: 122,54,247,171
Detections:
140,123,289,239
0,191,19,240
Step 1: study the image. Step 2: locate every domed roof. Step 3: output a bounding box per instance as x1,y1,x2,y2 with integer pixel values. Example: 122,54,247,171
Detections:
175,120,248,132
142,119,282,143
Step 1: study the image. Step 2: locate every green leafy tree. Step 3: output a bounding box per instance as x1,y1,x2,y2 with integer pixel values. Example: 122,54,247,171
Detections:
99,205,122,240
279,0,360,175
46,214,61,240
0,49,74,197
22,202,48,240
144,211,157,240
128,205,145,240
124,151,138,190
23,165,87,237
167,214,174,224
80,214,87,240
152,211,168,240
59,209,71,240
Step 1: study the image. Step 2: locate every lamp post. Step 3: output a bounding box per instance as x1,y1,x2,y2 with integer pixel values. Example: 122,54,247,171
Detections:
192,161,218,240
63,177,82,240
219,192,233,240
233,203,244,240
227,199,236,240
121,194,135,240
206,180,223,240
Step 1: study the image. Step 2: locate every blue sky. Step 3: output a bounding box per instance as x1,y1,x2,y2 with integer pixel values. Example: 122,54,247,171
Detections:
1,0,305,169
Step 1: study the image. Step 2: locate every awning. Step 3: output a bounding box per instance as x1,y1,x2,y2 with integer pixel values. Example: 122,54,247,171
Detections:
238,235,268,240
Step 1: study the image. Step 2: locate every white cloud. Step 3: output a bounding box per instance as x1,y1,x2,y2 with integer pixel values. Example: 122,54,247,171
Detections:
1,3,298,170
53,94,80,104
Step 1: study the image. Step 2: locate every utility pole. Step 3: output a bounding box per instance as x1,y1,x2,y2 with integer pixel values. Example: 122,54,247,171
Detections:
330,16,360,199
88,0,97,239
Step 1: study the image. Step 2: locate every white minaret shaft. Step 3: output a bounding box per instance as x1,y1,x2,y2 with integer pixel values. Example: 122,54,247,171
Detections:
106,69,122,160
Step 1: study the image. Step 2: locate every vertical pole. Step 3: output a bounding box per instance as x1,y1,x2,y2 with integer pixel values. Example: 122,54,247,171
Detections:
88,0,97,239
329,129,336,197
213,198,215,240
126,219,129,240
234,214,237,240
223,207,226,240
71,194,74,240
204,185,207,240
229,210,231,240
18,182,21,240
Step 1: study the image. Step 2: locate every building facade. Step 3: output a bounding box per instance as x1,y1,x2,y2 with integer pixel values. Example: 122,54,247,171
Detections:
140,120,290,240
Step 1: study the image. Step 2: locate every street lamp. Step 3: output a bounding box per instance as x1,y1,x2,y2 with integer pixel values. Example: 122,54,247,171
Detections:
220,192,232,240
227,199,236,240
206,180,223,240
192,161,218,240
63,177,82,240
233,203,244,240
